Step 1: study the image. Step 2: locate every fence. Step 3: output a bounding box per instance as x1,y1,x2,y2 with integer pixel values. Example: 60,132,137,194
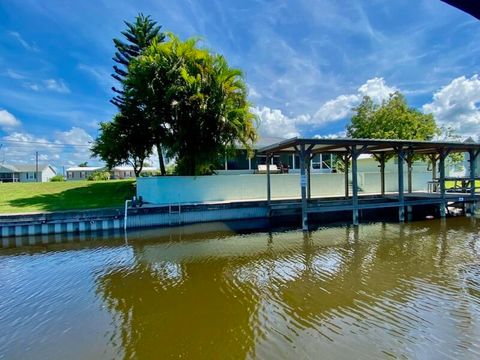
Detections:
137,171,433,205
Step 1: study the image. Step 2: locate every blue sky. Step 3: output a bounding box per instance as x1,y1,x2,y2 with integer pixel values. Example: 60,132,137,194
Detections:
0,0,480,167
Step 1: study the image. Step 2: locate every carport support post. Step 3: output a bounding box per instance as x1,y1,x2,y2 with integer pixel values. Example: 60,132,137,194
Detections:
351,146,359,225
307,154,313,200
374,153,386,196
469,150,478,214
380,154,386,196
267,154,271,207
299,145,308,231
407,151,414,194
344,154,349,198
397,147,405,222
439,150,446,218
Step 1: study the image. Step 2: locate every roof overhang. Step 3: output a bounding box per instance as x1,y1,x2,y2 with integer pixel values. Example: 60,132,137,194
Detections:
258,137,480,156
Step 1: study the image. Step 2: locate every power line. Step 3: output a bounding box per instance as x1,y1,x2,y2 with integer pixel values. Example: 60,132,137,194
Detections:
0,139,92,147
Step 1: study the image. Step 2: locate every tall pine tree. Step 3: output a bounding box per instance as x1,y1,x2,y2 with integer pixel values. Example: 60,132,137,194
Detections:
110,14,168,175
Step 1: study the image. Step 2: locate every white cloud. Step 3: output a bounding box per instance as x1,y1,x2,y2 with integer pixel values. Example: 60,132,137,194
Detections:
4,69,25,80
1,127,93,167
43,79,70,94
310,77,396,126
248,86,261,100
357,77,397,103
8,31,39,52
252,77,398,138
24,83,40,91
252,106,301,139
314,131,346,139
0,109,21,131
423,75,480,137
54,127,93,146
313,94,359,124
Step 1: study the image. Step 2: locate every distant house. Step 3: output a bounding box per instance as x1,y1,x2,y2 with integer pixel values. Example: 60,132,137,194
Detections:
111,166,157,179
216,136,439,175
0,164,57,182
216,136,335,174
66,166,157,180
65,166,103,181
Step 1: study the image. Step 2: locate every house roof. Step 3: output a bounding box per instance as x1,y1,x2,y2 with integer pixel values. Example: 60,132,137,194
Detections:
112,166,157,171
0,163,54,173
66,166,103,172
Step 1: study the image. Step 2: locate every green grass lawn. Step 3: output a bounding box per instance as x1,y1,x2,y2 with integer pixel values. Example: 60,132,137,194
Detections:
445,180,480,190
0,180,135,214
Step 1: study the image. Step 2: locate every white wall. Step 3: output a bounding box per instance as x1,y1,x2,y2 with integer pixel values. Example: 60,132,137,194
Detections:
41,167,56,182
138,171,434,205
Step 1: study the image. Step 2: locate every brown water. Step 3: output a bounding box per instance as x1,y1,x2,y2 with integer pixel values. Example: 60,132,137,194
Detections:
1,218,480,360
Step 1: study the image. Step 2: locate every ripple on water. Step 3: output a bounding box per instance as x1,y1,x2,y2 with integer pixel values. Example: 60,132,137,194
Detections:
1,219,480,359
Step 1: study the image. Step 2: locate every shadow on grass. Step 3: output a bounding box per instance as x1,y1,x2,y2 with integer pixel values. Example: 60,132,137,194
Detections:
7,181,136,213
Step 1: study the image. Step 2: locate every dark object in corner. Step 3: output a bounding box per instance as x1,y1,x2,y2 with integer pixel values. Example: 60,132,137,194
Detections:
442,0,480,20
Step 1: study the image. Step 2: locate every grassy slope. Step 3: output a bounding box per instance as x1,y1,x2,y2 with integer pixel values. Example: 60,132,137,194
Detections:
0,180,135,214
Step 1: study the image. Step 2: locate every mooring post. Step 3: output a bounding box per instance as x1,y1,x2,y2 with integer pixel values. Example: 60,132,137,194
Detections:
397,147,405,222
299,144,308,231
439,149,446,218
351,146,359,226
267,154,271,207
469,149,478,214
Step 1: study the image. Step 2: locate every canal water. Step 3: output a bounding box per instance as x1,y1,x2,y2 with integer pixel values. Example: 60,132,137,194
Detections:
1,217,480,359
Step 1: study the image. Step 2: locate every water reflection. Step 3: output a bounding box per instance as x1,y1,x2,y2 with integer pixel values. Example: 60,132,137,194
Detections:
1,218,480,359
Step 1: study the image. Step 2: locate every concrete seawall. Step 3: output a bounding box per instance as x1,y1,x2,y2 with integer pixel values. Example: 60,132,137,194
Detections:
0,202,270,238
0,208,124,237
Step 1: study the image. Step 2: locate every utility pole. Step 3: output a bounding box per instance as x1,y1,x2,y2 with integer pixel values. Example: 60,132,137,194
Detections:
35,151,39,182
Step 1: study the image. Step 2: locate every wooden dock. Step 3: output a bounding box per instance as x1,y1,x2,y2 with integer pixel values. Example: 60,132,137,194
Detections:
259,138,480,230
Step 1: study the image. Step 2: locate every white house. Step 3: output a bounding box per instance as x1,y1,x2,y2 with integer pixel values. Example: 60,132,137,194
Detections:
0,163,57,182
111,166,157,179
66,165,158,180
66,166,102,181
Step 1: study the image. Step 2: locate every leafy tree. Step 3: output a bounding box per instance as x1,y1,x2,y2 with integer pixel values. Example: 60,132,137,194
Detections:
347,92,439,192
78,162,88,167
127,34,257,175
110,14,167,174
91,111,152,177
426,125,465,180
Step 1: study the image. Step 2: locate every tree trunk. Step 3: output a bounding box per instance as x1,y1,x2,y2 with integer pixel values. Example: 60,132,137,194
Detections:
132,159,143,178
156,143,166,176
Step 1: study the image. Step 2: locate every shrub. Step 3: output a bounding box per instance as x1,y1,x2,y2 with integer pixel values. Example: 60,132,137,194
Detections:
87,171,110,181
140,170,162,177
50,175,65,182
